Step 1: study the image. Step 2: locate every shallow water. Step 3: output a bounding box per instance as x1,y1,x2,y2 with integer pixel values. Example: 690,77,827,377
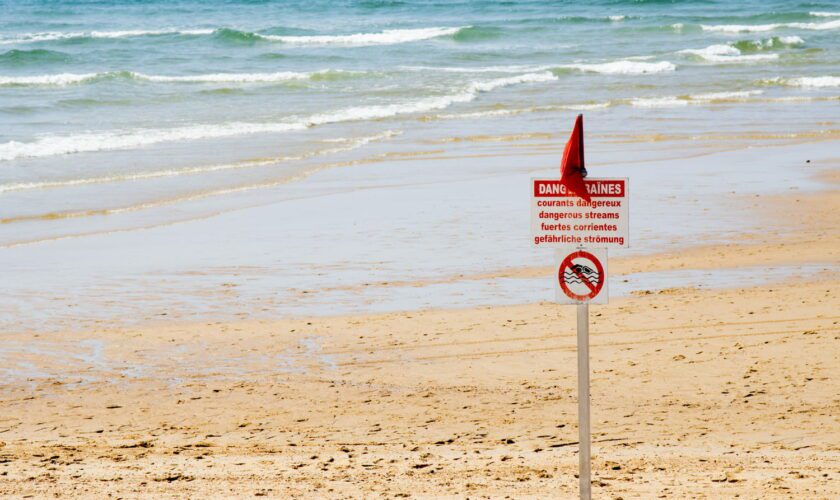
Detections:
1,0,838,245
0,1,838,331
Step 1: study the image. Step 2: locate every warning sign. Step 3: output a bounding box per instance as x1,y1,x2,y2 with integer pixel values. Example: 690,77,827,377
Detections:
555,248,608,304
531,178,629,248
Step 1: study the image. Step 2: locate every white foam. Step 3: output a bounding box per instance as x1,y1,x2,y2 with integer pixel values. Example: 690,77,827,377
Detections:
740,36,805,49
136,69,360,83
679,44,739,57
0,131,400,193
0,72,555,161
306,72,557,125
788,19,840,30
765,76,840,88
466,72,557,92
701,19,840,33
608,15,626,21
0,122,308,162
778,35,805,45
0,73,100,86
630,96,688,108
630,90,763,108
563,102,611,111
262,26,465,47
431,108,524,120
688,90,763,101
0,29,213,44
400,64,550,73
0,70,363,87
565,60,676,75
810,11,840,17
678,44,779,63
701,23,780,33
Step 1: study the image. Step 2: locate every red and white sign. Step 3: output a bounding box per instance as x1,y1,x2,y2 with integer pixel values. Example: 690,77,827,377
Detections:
555,248,608,304
531,178,629,248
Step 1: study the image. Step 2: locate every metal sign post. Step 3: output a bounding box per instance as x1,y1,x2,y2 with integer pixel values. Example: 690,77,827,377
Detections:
529,116,628,500
576,302,591,500
552,246,607,499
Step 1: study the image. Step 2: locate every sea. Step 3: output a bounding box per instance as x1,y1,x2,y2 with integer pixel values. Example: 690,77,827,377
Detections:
0,0,838,332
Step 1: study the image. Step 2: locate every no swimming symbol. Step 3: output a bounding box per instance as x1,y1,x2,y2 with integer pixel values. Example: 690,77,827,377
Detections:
557,249,606,303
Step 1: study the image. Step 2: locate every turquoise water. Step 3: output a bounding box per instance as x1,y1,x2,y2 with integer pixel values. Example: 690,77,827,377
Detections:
0,0,838,245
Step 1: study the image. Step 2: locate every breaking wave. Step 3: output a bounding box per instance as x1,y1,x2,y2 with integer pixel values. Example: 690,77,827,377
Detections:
629,90,763,108
0,72,556,161
760,76,840,88
0,131,401,193
562,60,676,75
700,19,840,33
258,26,466,46
678,44,779,63
0,26,466,48
0,29,213,45
0,69,367,87
732,36,804,52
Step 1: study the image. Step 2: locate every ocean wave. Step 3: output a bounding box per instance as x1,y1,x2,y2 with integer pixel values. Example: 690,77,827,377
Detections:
732,36,804,52
629,96,688,108
630,90,763,108
0,72,555,161
761,76,840,88
304,72,557,125
401,61,673,76
563,60,676,75
400,64,549,73
0,48,70,66
211,28,267,44
451,25,503,42
0,130,400,193
0,69,366,87
429,100,610,120
701,19,840,33
678,44,779,63
0,29,213,45
0,72,100,86
810,11,840,17
0,122,308,162
260,26,466,46
138,69,364,83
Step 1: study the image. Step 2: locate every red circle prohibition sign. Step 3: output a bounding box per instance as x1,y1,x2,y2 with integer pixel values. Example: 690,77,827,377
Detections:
558,250,605,301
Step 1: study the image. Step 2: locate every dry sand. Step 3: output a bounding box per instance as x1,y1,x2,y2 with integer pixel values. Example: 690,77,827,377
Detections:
0,181,837,498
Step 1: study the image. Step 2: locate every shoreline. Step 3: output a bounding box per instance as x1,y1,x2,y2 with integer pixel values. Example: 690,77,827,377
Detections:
1,139,837,334
1,159,838,496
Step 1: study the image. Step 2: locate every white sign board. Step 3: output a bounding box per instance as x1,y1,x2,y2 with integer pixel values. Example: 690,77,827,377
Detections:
531,178,629,248
555,247,609,304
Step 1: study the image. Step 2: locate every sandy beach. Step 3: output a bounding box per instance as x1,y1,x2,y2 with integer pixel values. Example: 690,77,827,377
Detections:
1,160,837,498
3,2,840,497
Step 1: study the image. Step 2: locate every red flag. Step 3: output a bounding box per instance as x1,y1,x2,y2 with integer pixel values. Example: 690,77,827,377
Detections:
560,114,590,203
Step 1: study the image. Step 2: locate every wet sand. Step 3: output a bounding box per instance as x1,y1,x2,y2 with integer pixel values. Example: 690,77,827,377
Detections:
1,178,837,498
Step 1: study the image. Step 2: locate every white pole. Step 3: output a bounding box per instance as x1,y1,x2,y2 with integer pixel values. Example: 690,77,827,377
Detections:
576,302,591,500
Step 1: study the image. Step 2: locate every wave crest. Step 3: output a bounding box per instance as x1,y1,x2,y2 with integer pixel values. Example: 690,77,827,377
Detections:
732,36,804,52
0,69,367,87
261,26,466,47
0,72,556,161
761,76,840,88
678,44,779,63
0,29,213,45
563,60,676,75
0,48,70,65
701,19,840,33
